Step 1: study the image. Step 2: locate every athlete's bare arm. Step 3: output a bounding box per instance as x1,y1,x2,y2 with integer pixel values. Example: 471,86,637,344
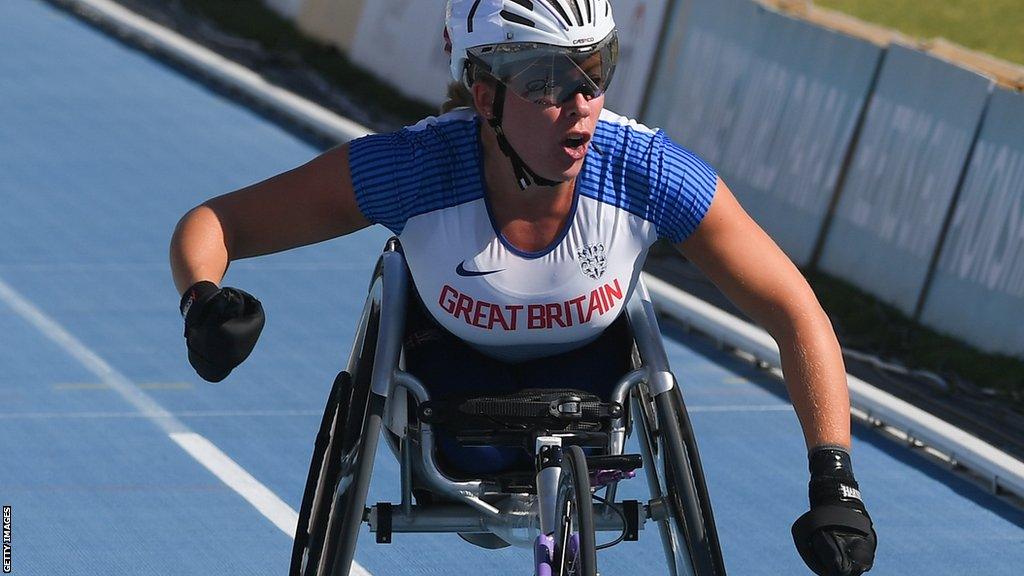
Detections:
675,177,851,450
170,144,370,294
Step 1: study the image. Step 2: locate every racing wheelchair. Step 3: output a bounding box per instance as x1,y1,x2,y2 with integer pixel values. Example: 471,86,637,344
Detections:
290,238,727,576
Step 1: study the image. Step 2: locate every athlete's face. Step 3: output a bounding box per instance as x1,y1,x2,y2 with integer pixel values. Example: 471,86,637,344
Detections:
499,87,603,183
475,55,604,185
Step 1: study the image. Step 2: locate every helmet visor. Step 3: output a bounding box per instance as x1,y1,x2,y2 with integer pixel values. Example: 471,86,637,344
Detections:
467,31,618,106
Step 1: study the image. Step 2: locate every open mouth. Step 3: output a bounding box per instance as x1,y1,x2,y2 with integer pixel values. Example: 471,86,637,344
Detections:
562,133,590,150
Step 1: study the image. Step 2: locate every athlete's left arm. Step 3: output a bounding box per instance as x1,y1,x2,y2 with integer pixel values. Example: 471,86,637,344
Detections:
674,177,851,451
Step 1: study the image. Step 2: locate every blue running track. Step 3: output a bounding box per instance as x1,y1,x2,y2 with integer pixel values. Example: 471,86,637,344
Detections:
1,0,1022,574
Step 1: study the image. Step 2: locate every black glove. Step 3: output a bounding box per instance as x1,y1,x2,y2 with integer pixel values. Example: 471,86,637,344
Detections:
180,281,265,382
792,446,877,576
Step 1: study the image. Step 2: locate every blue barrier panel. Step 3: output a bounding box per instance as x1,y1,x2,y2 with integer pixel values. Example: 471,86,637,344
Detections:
818,45,993,314
643,0,881,265
601,0,671,120
644,0,763,168
919,88,1024,357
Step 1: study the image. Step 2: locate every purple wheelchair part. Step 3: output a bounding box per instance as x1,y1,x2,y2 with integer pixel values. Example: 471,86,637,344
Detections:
535,534,555,576
535,532,584,576
591,468,636,488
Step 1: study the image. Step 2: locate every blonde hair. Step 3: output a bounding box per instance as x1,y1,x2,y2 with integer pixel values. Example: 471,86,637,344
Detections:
440,81,475,114
440,64,498,114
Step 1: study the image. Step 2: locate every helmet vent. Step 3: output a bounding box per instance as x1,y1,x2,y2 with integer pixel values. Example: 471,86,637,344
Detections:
568,0,585,26
508,0,534,10
584,0,592,24
540,0,573,29
500,9,536,28
466,0,484,33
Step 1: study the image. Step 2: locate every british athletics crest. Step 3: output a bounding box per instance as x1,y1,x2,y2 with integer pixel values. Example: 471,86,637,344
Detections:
576,243,607,280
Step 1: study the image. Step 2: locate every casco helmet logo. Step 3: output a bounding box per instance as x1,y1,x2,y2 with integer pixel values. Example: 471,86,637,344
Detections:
573,37,595,45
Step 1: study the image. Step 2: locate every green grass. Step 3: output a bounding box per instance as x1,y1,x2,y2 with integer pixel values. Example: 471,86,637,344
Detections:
175,0,436,125
806,271,1024,406
813,0,1024,65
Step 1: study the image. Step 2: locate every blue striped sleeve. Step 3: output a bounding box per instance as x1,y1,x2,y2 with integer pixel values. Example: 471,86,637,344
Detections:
347,116,483,235
347,131,418,235
579,116,717,243
650,133,718,243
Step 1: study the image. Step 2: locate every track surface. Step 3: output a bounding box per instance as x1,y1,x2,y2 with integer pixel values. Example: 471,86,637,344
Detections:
2,1,1022,574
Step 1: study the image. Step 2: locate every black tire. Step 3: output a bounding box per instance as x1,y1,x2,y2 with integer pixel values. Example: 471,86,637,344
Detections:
318,303,382,576
554,445,598,576
634,384,726,576
290,371,353,576
293,303,382,576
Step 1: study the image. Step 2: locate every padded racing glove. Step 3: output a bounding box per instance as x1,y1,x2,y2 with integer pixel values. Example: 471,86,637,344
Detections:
792,445,877,576
180,281,265,382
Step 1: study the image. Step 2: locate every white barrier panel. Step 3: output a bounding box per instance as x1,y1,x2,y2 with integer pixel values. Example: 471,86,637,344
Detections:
819,45,993,314
599,0,669,120
347,0,450,106
296,0,368,53
920,89,1024,357
644,0,762,167
644,0,881,265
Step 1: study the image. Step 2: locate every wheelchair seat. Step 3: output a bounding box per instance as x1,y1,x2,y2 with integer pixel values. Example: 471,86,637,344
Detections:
416,385,624,485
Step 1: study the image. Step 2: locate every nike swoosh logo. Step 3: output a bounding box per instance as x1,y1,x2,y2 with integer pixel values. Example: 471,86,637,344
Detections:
456,262,504,277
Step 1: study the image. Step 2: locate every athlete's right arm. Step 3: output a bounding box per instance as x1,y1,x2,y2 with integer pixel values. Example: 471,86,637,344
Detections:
170,143,370,293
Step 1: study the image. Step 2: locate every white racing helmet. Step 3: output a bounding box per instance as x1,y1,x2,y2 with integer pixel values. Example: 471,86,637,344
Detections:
446,0,617,87
444,0,618,189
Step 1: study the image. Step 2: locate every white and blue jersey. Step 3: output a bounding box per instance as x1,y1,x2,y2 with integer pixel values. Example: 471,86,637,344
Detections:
348,108,717,362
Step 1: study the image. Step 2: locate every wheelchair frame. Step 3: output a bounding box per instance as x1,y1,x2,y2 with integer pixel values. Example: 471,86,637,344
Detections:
291,239,728,576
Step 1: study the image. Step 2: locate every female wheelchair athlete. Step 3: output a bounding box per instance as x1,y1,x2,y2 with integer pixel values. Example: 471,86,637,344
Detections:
289,238,728,576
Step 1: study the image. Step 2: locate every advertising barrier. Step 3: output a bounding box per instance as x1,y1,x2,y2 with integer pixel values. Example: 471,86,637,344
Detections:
348,0,451,105
818,45,993,315
920,88,1024,356
718,9,881,266
644,0,881,265
597,0,670,120
295,0,367,53
644,0,762,167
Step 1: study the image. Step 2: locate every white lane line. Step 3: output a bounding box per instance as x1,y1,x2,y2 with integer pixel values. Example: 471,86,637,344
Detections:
52,382,194,390
0,409,322,420
0,276,373,574
687,404,794,413
170,432,299,537
0,277,186,434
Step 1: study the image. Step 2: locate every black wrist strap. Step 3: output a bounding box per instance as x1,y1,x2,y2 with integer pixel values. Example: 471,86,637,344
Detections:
180,280,219,320
808,446,864,510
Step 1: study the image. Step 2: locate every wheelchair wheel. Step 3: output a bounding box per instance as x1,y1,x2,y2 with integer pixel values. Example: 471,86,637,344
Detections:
291,303,383,576
553,445,597,576
290,370,352,576
633,384,726,576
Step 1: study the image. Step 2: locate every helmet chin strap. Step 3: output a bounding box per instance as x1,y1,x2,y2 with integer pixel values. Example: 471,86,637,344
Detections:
486,83,561,190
